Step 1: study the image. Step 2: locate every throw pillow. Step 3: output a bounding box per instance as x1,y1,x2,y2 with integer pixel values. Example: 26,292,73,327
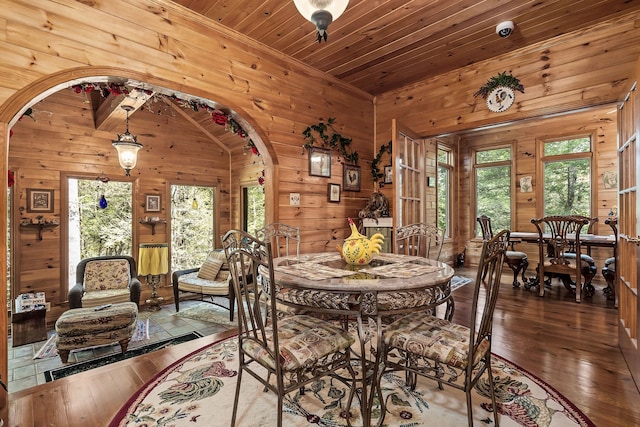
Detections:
197,257,223,280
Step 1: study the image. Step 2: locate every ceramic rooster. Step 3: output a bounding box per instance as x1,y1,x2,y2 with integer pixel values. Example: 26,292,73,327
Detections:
337,218,385,265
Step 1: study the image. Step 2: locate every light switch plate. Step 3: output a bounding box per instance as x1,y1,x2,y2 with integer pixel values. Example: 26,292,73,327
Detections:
289,193,300,206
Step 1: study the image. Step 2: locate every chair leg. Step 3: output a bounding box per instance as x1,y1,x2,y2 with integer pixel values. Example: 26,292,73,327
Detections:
231,368,243,427
118,338,130,354
486,355,500,427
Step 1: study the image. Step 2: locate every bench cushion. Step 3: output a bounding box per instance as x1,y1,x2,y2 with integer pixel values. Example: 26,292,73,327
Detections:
177,271,230,296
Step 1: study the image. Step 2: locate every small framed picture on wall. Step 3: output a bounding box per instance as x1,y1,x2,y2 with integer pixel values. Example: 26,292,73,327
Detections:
145,194,161,212
343,164,361,192
27,189,54,213
328,183,341,203
309,147,331,178
384,165,393,184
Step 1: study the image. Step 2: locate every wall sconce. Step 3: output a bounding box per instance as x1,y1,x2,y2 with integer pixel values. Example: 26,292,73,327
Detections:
112,105,142,176
294,0,349,43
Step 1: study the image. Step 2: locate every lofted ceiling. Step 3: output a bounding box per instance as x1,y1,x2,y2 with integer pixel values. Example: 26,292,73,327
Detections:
172,0,640,96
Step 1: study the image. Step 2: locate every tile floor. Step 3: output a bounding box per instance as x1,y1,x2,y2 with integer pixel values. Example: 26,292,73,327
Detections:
7,299,235,393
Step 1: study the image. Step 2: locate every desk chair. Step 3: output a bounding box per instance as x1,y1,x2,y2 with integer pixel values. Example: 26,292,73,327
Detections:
375,230,509,427
477,215,528,287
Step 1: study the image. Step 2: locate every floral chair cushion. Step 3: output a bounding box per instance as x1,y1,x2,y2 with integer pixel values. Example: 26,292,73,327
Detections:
241,314,355,371
83,259,131,292
384,314,489,369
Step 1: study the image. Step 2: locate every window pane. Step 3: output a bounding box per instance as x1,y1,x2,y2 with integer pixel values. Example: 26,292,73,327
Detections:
476,165,511,235
544,158,591,216
68,178,132,288
476,147,510,164
544,137,590,156
437,165,450,237
171,185,215,271
243,186,265,234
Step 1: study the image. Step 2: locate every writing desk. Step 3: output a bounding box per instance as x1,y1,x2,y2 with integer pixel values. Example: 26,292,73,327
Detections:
270,252,454,427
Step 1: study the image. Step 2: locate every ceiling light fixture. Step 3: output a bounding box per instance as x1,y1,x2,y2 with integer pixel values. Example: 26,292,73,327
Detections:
112,105,142,176
294,0,349,43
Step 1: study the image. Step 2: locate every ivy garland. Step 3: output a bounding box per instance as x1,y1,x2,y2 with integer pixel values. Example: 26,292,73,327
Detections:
473,71,525,99
372,141,392,182
301,118,359,165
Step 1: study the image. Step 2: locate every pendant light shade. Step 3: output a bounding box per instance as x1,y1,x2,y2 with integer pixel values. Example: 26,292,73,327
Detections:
112,105,142,176
294,0,349,43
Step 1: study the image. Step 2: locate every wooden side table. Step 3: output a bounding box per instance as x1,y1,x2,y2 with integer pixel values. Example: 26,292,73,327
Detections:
12,309,47,347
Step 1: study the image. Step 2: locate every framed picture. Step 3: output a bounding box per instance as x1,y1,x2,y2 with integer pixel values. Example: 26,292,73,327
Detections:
26,189,54,213
309,147,331,177
145,194,161,212
328,183,341,203
384,165,393,184
343,164,361,192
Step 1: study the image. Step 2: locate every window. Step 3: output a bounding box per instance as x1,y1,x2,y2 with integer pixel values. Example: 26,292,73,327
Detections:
474,147,512,236
437,148,453,238
542,136,592,216
243,185,265,234
170,185,215,272
67,178,133,288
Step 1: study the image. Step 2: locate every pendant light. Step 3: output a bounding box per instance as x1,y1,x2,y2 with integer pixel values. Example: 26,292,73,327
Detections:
112,105,142,176
294,0,349,43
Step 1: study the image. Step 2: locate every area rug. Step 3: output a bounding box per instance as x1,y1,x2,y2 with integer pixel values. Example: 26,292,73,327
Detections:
451,275,473,291
173,304,236,327
44,331,204,382
109,335,594,427
33,319,149,360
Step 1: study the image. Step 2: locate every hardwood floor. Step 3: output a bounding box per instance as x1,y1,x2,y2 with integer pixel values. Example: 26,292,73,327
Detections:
6,269,640,426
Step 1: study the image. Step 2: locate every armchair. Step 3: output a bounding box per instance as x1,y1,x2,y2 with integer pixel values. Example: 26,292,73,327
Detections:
68,255,141,309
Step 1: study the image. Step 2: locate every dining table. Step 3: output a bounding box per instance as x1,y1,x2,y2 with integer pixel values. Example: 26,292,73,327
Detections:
509,231,617,303
267,251,455,427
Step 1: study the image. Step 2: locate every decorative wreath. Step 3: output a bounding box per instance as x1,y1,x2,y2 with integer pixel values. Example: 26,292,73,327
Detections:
473,71,524,99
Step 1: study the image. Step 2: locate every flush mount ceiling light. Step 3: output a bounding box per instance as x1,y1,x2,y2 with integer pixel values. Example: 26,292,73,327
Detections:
294,0,349,43
112,105,142,176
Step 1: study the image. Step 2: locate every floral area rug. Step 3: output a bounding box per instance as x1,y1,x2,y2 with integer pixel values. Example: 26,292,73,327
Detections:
33,319,149,360
109,335,594,427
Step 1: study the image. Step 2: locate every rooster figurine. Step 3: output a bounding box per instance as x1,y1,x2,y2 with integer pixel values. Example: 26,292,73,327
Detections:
337,218,385,265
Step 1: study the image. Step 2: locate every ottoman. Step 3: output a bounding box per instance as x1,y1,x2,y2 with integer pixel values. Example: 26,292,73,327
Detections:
55,302,138,363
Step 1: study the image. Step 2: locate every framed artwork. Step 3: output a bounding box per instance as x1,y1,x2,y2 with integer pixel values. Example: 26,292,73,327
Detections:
145,194,161,212
328,183,341,203
27,189,54,213
309,147,331,177
343,164,361,192
384,165,393,184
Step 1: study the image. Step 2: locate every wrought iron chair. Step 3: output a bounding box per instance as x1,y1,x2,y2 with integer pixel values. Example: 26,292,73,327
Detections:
222,230,357,427
395,222,450,318
395,223,444,261
477,215,528,287
256,222,301,258
374,230,509,427
531,216,593,303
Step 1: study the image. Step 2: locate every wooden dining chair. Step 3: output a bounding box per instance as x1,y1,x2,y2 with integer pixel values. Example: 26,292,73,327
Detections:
222,230,357,427
476,215,528,287
395,223,444,261
374,230,509,427
531,216,593,303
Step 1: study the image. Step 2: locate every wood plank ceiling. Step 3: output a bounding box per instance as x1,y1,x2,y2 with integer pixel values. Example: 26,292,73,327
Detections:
172,0,640,96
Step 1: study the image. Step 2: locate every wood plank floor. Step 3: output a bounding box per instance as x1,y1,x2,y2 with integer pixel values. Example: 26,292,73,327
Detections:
6,269,640,426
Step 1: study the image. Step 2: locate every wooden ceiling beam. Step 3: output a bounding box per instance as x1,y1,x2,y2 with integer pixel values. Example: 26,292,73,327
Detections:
94,89,152,132
164,99,231,154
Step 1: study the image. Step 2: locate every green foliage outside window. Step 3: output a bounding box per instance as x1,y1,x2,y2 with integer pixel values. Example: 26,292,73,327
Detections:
476,165,511,235
171,185,215,272
543,137,591,216
77,180,132,258
244,185,265,235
